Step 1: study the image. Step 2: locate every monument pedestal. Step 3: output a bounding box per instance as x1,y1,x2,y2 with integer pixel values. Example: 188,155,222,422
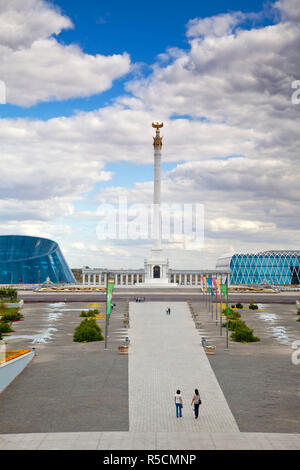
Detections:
138,250,178,288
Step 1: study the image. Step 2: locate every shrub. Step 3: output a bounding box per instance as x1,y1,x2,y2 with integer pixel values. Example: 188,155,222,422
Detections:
0,288,18,301
0,289,7,300
231,323,260,343
0,321,14,334
223,308,241,320
1,311,23,322
73,318,104,343
297,308,300,315
236,303,243,309
249,300,259,310
80,309,99,318
222,306,237,316
5,288,18,301
223,319,246,331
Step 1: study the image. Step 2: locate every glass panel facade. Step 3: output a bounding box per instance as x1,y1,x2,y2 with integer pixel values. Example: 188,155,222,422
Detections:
216,250,300,285
0,235,75,284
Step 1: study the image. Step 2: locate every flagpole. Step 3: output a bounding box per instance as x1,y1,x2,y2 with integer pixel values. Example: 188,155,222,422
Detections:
215,274,218,326
210,275,213,320
225,275,229,350
210,274,214,320
220,275,223,337
205,276,207,310
104,271,110,350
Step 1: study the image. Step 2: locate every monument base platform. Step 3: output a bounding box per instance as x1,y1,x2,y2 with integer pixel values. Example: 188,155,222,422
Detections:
123,282,179,289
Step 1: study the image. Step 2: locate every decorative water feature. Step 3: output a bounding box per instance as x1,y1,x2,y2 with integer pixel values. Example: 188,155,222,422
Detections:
7,328,58,344
255,308,296,345
258,313,277,322
267,326,291,345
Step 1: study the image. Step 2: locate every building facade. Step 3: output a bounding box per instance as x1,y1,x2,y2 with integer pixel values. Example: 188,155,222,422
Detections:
216,250,300,286
0,235,75,284
82,266,229,287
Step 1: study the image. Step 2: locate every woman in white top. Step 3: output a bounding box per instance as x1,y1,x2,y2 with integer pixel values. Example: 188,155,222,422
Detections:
191,389,201,419
174,390,183,418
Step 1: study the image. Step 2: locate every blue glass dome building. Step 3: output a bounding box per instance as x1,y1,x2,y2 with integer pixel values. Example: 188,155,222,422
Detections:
216,250,300,286
0,235,75,284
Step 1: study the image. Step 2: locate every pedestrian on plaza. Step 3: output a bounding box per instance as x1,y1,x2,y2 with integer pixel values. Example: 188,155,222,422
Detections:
168,307,171,315
166,307,169,315
174,390,183,418
191,389,201,419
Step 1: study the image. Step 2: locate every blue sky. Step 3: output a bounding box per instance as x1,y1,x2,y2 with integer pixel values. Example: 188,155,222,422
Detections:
0,0,299,269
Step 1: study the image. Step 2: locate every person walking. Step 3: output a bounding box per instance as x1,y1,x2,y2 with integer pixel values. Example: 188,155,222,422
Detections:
168,307,171,315
166,307,169,315
191,389,201,419
174,390,183,418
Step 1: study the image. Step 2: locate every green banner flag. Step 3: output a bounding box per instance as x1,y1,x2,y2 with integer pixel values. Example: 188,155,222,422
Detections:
106,277,115,315
220,283,230,315
220,283,227,299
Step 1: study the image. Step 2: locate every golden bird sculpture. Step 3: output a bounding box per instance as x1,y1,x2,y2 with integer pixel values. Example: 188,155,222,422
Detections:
152,122,163,150
152,122,164,132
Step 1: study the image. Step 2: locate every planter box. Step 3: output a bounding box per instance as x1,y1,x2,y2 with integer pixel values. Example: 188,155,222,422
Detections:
2,300,24,310
118,347,128,355
205,346,216,355
0,350,35,394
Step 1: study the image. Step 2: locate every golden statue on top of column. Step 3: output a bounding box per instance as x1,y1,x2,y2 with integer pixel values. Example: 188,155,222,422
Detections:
152,122,163,150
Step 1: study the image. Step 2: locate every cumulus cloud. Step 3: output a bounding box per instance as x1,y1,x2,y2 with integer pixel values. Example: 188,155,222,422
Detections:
1,0,300,268
0,0,131,106
0,0,73,49
275,0,300,22
186,12,245,38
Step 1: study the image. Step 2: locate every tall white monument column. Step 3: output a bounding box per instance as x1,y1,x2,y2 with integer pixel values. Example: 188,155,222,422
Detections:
141,122,174,286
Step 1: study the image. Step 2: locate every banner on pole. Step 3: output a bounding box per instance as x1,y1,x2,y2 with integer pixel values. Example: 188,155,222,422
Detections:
220,283,227,299
206,277,215,296
220,283,230,314
106,276,115,315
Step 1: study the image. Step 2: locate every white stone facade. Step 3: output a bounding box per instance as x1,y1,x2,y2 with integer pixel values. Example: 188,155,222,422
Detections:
82,267,229,287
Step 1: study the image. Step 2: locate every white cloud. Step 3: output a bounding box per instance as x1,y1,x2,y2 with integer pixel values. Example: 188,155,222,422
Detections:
71,242,85,250
186,12,245,38
0,0,73,49
1,0,300,268
0,0,131,106
275,0,300,21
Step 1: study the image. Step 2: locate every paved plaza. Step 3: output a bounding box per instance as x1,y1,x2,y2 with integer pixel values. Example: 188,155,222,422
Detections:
0,302,129,433
0,300,299,449
129,302,239,433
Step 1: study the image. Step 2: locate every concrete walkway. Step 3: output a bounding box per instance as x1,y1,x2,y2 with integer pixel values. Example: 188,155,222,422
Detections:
129,302,239,433
1,431,300,450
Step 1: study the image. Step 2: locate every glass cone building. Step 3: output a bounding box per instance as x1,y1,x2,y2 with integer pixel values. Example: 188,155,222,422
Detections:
0,235,75,285
216,250,300,286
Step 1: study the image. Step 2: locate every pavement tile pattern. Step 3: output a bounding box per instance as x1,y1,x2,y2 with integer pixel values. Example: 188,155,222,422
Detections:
128,302,239,433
